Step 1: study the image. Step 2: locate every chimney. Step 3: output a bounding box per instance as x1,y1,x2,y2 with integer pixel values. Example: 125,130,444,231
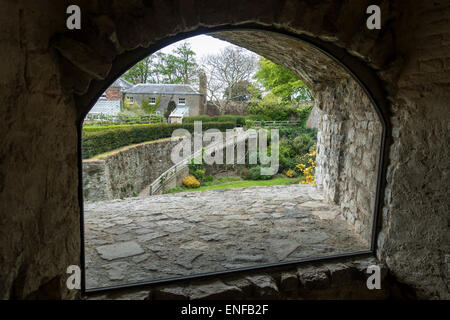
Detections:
199,72,207,115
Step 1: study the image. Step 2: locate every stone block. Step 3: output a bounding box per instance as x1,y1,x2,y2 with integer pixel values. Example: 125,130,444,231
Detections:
245,275,280,299
152,285,190,300
96,241,144,260
189,280,243,300
280,272,299,294
297,266,331,292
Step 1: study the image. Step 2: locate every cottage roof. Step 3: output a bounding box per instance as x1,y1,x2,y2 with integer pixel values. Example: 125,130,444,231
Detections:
124,83,200,95
110,78,133,89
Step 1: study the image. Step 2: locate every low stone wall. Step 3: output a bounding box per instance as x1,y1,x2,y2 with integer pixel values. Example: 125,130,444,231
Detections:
83,137,183,201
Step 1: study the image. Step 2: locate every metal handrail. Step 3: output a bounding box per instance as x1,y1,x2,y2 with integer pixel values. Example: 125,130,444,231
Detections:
149,129,249,195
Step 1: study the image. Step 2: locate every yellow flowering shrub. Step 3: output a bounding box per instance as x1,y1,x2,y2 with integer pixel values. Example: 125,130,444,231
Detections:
296,150,317,185
182,175,200,188
284,169,295,178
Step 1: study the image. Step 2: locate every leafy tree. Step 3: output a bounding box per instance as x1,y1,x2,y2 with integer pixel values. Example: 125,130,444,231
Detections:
172,42,198,84
123,41,198,85
123,57,151,84
153,42,198,84
254,57,312,102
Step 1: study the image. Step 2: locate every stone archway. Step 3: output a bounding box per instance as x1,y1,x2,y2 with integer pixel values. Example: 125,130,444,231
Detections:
74,26,389,291
2,0,449,300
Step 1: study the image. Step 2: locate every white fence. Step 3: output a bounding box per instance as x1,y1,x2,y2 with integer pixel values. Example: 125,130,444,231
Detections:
84,113,164,125
251,120,299,128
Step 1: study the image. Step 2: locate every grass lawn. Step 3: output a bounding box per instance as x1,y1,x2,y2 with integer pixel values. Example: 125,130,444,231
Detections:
165,174,302,194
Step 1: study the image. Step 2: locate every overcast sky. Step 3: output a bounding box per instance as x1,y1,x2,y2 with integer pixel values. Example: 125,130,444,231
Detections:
159,34,256,61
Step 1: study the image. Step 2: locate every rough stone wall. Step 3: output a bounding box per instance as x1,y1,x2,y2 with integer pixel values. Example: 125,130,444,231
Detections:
215,30,383,244
82,138,183,201
375,2,450,299
0,0,80,299
82,160,109,201
1,0,449,300
315,79,382,243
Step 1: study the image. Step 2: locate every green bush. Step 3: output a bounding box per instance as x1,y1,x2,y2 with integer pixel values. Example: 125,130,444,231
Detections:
295,105,313,126
278,126,317,141
292,133,314,155
240,167,252,180
249,166,274,180
202,175,214,183
247,92,314,122
82,122,234,159
164,100,177,120
192,169,206,181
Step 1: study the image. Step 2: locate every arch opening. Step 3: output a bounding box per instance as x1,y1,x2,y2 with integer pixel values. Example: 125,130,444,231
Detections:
78,28,388,292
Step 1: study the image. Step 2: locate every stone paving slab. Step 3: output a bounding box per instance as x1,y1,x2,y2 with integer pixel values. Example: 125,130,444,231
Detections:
96,241,144,261
84,185,369,289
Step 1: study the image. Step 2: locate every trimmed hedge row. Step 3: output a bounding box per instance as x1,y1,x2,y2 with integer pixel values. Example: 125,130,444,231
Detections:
82,122,234,159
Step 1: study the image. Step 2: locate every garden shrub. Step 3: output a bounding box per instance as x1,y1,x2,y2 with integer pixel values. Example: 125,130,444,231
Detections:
240,168,252,180
297,144,317,185
202,175,214,183
292,134,313,155
182,176,201,188
164,100,177,120
82,122,234,159
249,166,274,180
283,169,299,178
188,153,208,182
295,105,313,126
192,169,206,181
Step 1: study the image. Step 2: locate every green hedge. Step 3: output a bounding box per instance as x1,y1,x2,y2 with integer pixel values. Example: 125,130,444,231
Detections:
82,122,234,159
182,115,267,126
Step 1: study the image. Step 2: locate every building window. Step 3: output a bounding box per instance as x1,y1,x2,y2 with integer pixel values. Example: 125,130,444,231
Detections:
149,97,156,104
127,96,134,104
178,97,186,105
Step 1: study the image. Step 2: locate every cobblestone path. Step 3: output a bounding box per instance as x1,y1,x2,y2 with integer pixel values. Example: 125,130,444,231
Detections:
84,185,368,289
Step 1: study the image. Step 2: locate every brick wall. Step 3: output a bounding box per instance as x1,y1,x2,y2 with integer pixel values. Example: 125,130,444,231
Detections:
106,87,121,100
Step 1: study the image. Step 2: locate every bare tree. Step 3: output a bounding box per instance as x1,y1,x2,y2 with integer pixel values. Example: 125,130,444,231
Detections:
201,46,258,113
